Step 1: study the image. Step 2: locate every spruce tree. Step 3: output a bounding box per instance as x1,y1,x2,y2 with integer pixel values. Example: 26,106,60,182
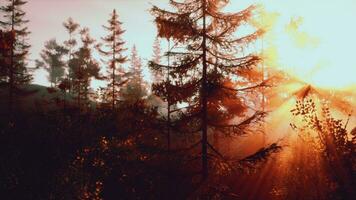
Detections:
150,0,263,178
130,45,143,82
151,37,163,83
0,0,32,111
122,45,147,103
97,9,127,110
149,39,174,150
36,39,68,87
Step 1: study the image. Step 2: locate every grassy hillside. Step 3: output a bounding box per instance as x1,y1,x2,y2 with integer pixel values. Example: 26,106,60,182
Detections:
0,83,76,113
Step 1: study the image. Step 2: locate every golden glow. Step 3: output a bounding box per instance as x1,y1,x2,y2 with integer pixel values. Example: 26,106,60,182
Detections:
249,1,356,90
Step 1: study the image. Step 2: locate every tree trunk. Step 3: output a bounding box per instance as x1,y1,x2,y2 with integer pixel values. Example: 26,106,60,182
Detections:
8,0,15,115
112,28,116,110
167,40,171,151
201,0,208,179
112,62,115,110
77,68,81,111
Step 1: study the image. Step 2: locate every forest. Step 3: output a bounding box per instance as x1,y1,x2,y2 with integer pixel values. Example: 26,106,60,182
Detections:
0,0,355,199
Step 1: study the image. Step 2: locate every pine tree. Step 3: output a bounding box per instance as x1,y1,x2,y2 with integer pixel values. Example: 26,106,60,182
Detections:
0,0,32,111
150,0,263,178
36,39,68,87
122,45,147,103
69,28,101,111
63,18,80,92
97,9,127,110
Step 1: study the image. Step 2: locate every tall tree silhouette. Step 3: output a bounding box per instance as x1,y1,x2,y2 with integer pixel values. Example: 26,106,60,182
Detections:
36,39,68,87
122,45,147,103
69,28,101,111
150,0,263,178
63,18,80,93
0,0,32,112
97,9,127,110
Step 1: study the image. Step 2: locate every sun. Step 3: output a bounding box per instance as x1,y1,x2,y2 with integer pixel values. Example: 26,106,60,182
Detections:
251,2,356,91
263,32,356,91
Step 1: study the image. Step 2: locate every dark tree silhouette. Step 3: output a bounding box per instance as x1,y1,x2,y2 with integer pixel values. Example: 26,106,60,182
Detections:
97,9,128,110
0,0,32,112
150,0,264,178
63,17,80,93
36,39,68,87
69,28,101,111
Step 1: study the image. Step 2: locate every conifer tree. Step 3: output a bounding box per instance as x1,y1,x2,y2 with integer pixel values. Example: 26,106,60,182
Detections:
150,0,264,178
122,45,147,103
152,38,161,65
63,18,80,92
36,39,68,87
151,37,163,83
130,45,143,82
69,28,101,110
97,9,127,110
0,0,32,111
149,39,174,150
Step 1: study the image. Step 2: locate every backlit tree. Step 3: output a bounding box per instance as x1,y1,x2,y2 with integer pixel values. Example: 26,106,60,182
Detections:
122,45,148,103
0,0,32,111
150,0,264,178
63,17,80,93
36,39,68,87
97,9,128,110
69,28,101,110
151,37,164,83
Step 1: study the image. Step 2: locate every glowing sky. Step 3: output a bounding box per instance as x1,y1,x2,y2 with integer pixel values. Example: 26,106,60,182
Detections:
24,0,356,89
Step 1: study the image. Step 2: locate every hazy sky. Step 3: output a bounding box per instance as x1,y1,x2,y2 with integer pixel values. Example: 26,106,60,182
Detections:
22,0,356,89
26,0,164,87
